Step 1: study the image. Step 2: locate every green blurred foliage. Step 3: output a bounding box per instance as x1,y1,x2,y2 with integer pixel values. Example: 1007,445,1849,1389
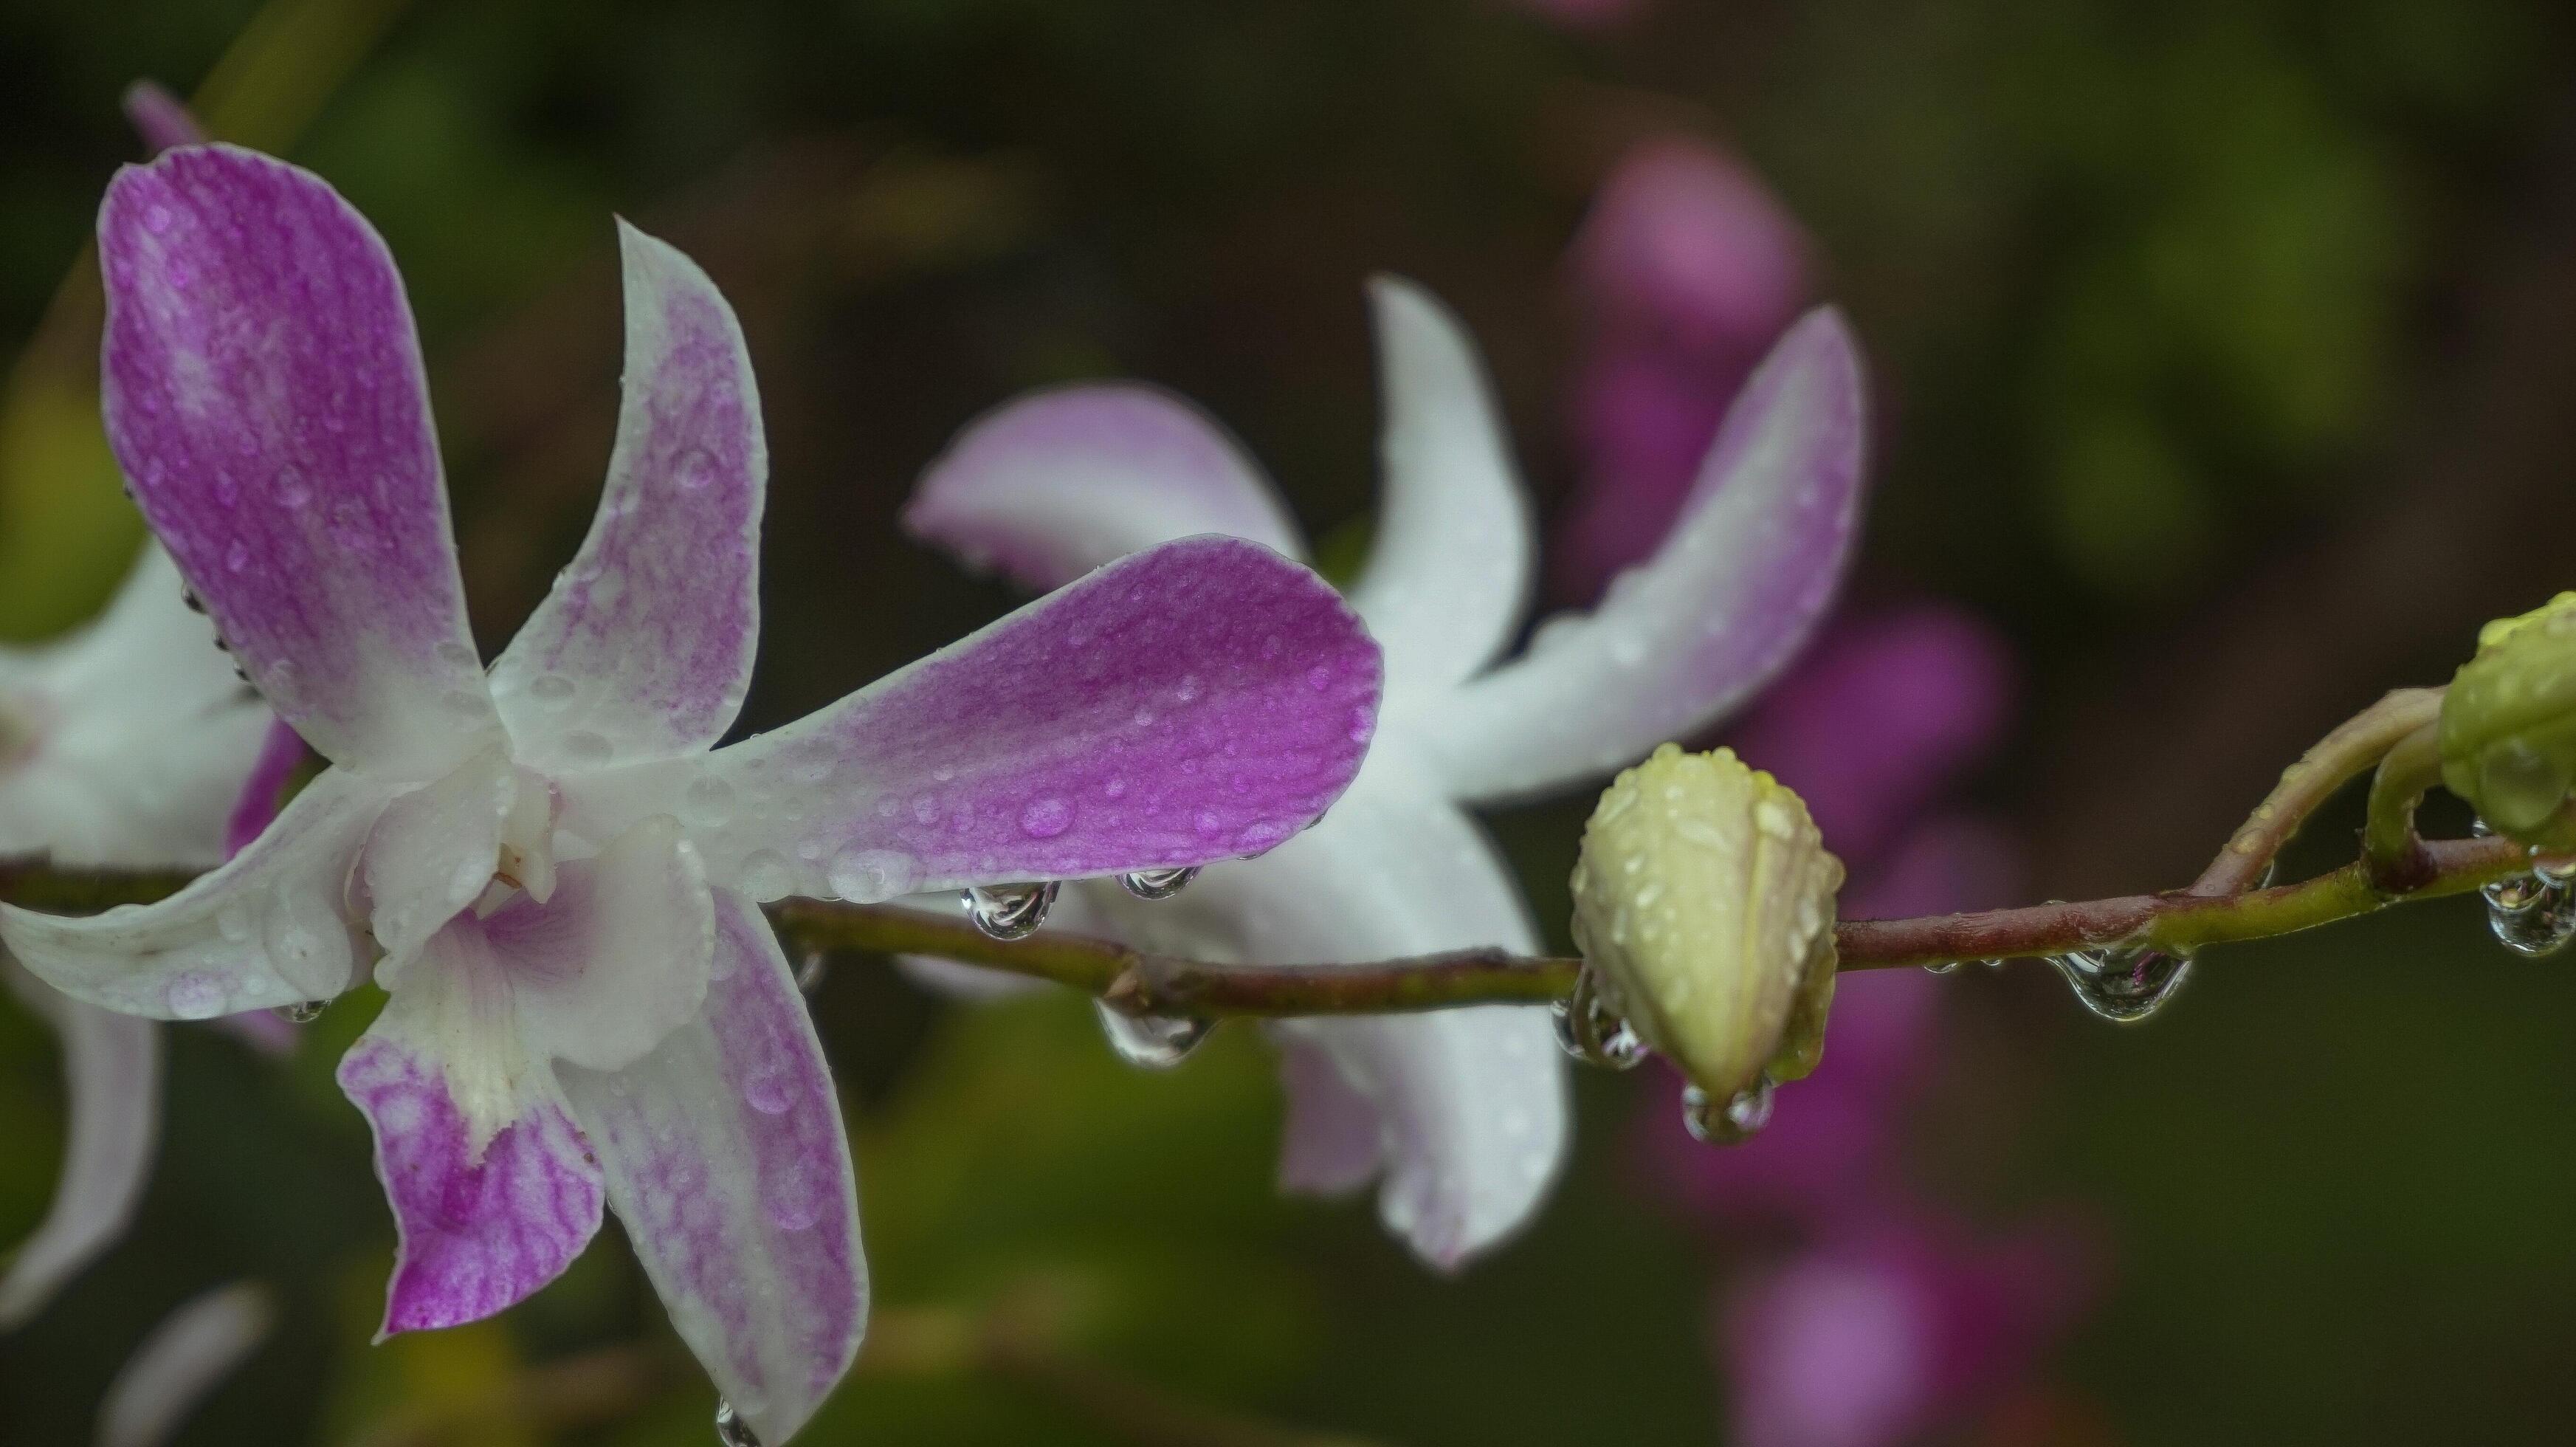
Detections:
1,0,2575,1443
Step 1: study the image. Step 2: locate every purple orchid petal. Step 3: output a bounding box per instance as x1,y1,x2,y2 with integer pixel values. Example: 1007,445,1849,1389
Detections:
1346,278,1533,704
562,535,1381,899
490,224,765,769
1720,1220,2093,1447
555,890,865,1446
98,145,497,780
0,543,275,871
1423,309,1867,803
906,385,1307,592
223,720,310,861
94,1280,277,1447
493,817,715,1073
120,81,205,156
1274,1035,1381,1195
1,767,384,1014
338,922,605,1336
0,966,161,1327
1053,745,1566,1267
1726,606,2017,870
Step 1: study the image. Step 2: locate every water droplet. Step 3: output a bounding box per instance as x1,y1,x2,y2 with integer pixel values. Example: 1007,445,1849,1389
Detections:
743,1065,793,1115
278,477,313,509
435,641,479,670
1305,664,1334,691
1119,866,1198,900
180,587,205,615
765,1164,824,1231
216,904,254,943
737,850,795,899
164,972,226,1021
1923,960,1961,975
1094,1000,1212,1068
142,203,173,235
273,1000,327,1024
1551,966,1647,1070
1018,796,1074,839
1681,1075,1775,1144
965,881,1057,940
714,1398,764,1447
796,949,827,993
224,540,250,574
441,689,486,724
685,775,736,826
676,450,717,491
2486,870,2576,957
826,846,913,901
1191,809,1223,839
528,673,576,708
2052,944,2193,1022
560,731,613,767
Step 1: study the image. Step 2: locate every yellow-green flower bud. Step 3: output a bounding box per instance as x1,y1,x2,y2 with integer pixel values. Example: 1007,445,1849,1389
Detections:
1567,743,1845,1101
2441,592,2576,844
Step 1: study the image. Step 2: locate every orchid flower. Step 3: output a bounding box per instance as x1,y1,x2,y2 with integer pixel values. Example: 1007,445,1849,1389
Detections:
0,541,274,1327
903,277,1864,1265
1,145,1380,1443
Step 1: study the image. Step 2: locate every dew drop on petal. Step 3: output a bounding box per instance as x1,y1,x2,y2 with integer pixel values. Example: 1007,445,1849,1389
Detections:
737,850,795,900
1118,866,1197,901
142,203,173,235
965,881,1056,940
215,904,254,944
826,847,914,901
224,540,251,574
714,1400,764,1447
528,673,576,708
743,1065,793,1116
685,774,736,827
559,731,614,767
1093,1000,1212,1069
676,449,717,492
1018,796,1074,839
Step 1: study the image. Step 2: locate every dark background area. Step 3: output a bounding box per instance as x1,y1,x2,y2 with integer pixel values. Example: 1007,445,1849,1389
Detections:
3,0,2574,1442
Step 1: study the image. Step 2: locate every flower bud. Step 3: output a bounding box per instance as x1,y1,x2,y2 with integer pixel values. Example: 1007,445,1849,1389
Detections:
1568,743,1845,1101
2441,592,2576,845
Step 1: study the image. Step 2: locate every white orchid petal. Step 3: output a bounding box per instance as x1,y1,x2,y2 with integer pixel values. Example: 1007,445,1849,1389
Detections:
0,966,160,1327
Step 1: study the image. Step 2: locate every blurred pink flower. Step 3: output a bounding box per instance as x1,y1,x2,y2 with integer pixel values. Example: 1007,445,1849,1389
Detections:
1555,137,1811,602
1506,0,1652,30
1721,1223,2093,1447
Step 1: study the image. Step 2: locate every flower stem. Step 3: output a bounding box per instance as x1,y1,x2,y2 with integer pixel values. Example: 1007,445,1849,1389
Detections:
0,685,2535,1019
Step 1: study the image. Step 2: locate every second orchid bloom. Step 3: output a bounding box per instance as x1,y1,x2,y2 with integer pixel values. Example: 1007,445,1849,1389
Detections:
903,277,1866,1265
1,145,1383,1444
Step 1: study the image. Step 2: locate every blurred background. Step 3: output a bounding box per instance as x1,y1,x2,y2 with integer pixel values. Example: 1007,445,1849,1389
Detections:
5,0,2576,1442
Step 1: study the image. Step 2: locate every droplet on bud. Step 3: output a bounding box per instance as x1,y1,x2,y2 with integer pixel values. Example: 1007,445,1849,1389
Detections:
1093,1000,1211,1068
1550,964,1647,1069
2051,943,2192,1022
1681,1074,1776,1145
964,881,1058,941
713,1400,763,1447
272,1000,327,1024
1118,866,1199,901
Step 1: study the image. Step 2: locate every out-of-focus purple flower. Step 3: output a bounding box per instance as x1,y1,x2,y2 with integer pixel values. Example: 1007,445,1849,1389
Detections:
1555,137,1811,603
1721,1223,2093,1447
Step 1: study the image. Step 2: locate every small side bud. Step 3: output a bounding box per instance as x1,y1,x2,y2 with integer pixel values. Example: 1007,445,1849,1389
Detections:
2441,593,2576,845
1568,743,1845,1104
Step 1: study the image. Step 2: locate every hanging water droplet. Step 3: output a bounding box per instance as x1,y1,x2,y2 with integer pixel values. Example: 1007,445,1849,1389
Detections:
1118,866,1198,900
796,949,827,993
1981,957,2006,970
1550,965,1647,1070
2487,874,2576,958
1681,1074,1775,1145
1923,960,1961,975
272,1000,327,1024
2052,944,2194,1022
965,881,1057,940
713,1400,763,1447
1093,1000,1212,1068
